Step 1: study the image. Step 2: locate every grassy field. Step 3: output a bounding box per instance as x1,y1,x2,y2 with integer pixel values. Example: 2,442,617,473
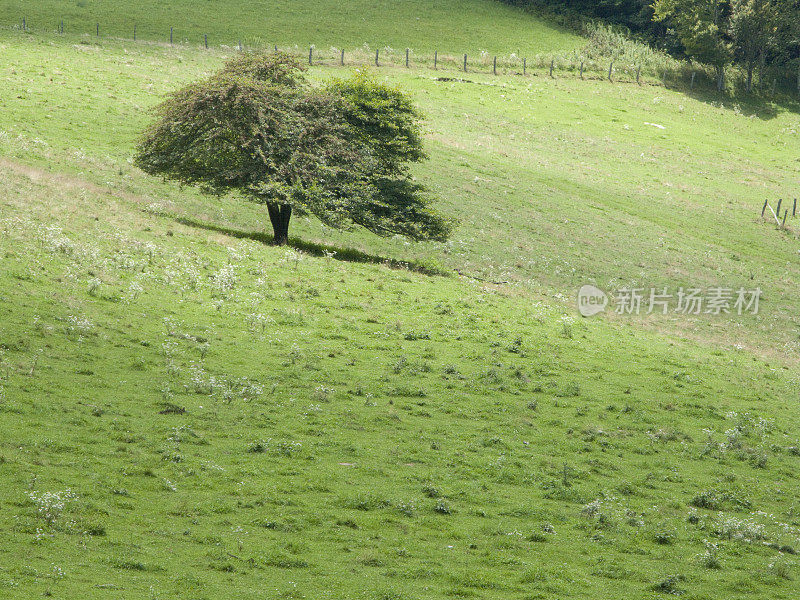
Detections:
0,0,582,56
2,30,799,359
2,23,800,600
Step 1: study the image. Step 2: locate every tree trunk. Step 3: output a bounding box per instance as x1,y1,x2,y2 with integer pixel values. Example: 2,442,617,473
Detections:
267,203,292,246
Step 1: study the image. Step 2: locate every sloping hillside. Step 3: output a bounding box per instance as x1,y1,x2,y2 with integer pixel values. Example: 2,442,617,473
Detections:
0,0,582,54
1,27,800,600
3,127,800,600
2,31,799,359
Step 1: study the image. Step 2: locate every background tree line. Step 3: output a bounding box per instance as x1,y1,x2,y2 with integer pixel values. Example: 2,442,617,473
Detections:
503,0,800,89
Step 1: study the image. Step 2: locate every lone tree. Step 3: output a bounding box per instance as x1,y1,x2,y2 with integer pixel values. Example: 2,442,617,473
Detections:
135,51,451,245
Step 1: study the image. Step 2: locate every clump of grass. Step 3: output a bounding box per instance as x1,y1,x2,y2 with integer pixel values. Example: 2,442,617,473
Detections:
109,559,150,571
555,382,581,398
387,386,426,398
395,500,416,517
654,531,674,545
506,336,524,354
246,438,302,457
716,514,767,543
422,484,441,498
434,499,452,515
346,494,391,512
690,489,751,511
768,555,794,580
697,540,721,569
26,489,77,526
261,551,309,569
558,316,574,339
312,384,333,402
403,330,430,341
651,574,686,595
87,277,102,296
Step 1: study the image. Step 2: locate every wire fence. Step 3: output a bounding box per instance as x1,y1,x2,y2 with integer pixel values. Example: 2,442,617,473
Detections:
9,17,800,99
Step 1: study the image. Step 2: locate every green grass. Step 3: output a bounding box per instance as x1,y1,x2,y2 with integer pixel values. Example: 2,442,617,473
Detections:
2,30,799,358
2,27,800,599
0,0,582,55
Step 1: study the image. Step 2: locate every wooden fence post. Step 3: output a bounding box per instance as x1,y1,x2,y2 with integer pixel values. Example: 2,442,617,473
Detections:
134,24,136,41
783,209,788,228
406,48,409,68
762,199,769,217
340,48,344,66
309,46,313,66
96,23,100,37
22,17,25,31
523,57,526,75
776,198,783,215
608,61,613,81
493,56,497,75
550,59,554,77
434,50,437,70
204,34,208,49
463,54,467,72
170,27,173,45
636,65,640,84
793,198,797,217
375,48,379,67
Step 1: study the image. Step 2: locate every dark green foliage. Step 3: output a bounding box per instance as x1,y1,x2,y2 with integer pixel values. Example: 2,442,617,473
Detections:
653,0,732,84
217,50,309,87
507,0,800,79
135,51,451,245
135,53,351,205
326,71,426,178
501,0,660,41
347,179,452,242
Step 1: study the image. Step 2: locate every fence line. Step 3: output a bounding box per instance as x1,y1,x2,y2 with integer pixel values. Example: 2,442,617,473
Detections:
8,18,800,98
761,198,797,230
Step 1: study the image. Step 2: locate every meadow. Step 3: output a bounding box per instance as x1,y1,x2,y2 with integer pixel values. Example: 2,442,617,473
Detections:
1,12,800,600
2,29,799,359
0,0,582,56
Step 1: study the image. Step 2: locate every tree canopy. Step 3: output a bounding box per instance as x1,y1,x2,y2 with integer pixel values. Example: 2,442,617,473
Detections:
503,0,800,82
135,51,451,245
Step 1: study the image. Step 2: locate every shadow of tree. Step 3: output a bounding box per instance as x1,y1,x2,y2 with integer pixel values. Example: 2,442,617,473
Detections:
664,66,800,120
173,216,450,276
